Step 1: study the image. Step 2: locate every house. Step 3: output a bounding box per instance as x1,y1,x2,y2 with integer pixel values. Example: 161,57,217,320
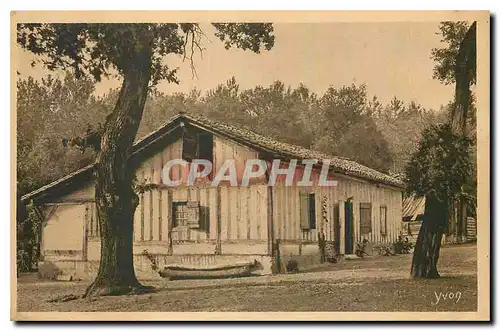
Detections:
21,113,404,280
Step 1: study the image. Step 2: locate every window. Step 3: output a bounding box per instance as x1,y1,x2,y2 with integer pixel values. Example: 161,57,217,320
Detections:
300,193,316,230
182,130,197,162
197,133,213,163
172,201,201,228
182,131,214,179
359,203,372,235
380,206,387,236
172,202,188,228
182,131,213,162
197,133,214,179
185,201,201,228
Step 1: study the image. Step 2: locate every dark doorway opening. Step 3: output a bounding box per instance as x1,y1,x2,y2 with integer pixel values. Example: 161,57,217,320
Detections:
344,200,354,254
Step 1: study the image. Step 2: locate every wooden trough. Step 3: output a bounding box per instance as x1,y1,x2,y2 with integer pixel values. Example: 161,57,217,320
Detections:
158,261,256,280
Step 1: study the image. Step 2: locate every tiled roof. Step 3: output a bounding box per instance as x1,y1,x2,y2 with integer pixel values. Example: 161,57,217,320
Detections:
21,112,403,202
180,113,404,188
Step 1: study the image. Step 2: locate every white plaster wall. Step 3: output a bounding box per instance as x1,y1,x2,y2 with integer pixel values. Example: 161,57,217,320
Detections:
41,203,85,257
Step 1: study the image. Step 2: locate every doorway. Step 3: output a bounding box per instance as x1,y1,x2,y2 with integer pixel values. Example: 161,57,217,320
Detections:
344,200,354,254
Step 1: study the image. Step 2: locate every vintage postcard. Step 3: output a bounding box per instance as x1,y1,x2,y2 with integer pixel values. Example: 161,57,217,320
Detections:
11,11,490,321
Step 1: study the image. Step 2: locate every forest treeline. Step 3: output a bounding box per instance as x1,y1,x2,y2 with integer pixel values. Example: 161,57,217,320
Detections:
17,73,448,196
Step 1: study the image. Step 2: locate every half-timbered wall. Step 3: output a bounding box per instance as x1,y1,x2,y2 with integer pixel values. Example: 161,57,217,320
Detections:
336,175,402,246
272,182,337,243
127,185,268,251
272,174,402,247
39,132,403,264
130,135,268,256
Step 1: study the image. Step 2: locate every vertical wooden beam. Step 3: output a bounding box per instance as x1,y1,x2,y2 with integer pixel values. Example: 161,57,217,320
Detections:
158,189,163,242
371,195,376,244
246,186,251,240
338,199,345,255
286,184,292,240
227,186,232,241
150,161,155,241
291,185,297,241
140,192,145,242
256,186,262,241
195,188,201,242
267,185,274,256
236,186,241,240
89,203,94,237
277,185,283,240
206,188,211,240
167,189,173,255
149,190,154,241
329,188,336,242
352,198,358,245
158,148,165,242
186,188,192,241
375,188,380,244
321,192,328,239
215,186,222,255
82,203,89,261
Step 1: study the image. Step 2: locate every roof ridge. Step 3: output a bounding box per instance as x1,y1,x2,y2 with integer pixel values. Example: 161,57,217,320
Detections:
180,112,400,184
182,112,347,159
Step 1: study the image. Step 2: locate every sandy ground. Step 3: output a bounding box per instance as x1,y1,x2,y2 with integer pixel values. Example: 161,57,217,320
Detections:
16,244,477,312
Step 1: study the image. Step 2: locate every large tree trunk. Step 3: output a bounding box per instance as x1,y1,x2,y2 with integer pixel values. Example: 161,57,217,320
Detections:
84,44,152,297
452,21,476,137
411,194,448,278
452,22,476,245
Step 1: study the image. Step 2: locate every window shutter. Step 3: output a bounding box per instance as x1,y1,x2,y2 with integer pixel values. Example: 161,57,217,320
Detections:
309,194,316,230
186,201,200,228
359,202,372,235
380,206,387,235
300,193,310,230
182,130,197,162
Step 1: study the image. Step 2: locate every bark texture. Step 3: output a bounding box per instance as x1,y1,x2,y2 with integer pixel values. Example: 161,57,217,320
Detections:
84,44,152,297
452,21,476,137
411,194,448,278
452,22,476,244
451,22,476,242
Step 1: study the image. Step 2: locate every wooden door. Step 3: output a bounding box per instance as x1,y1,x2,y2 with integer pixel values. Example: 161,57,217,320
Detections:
344,200,354,254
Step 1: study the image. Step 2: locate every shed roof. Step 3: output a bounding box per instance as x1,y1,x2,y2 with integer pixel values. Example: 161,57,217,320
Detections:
21,112,404,202
402,194,426,221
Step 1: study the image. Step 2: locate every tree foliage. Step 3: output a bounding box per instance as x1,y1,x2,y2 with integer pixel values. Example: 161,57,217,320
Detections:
375,98,446,173
431,21,476,86
429,20,477,222
213,23,275,52
313,84,394,172
332,116,393,173
134,79,441,174
405,124,473,209
16,72,111,195
17,23,274,85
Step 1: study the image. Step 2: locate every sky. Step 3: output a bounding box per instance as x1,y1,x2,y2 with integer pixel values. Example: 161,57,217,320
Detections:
15,22,454,111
